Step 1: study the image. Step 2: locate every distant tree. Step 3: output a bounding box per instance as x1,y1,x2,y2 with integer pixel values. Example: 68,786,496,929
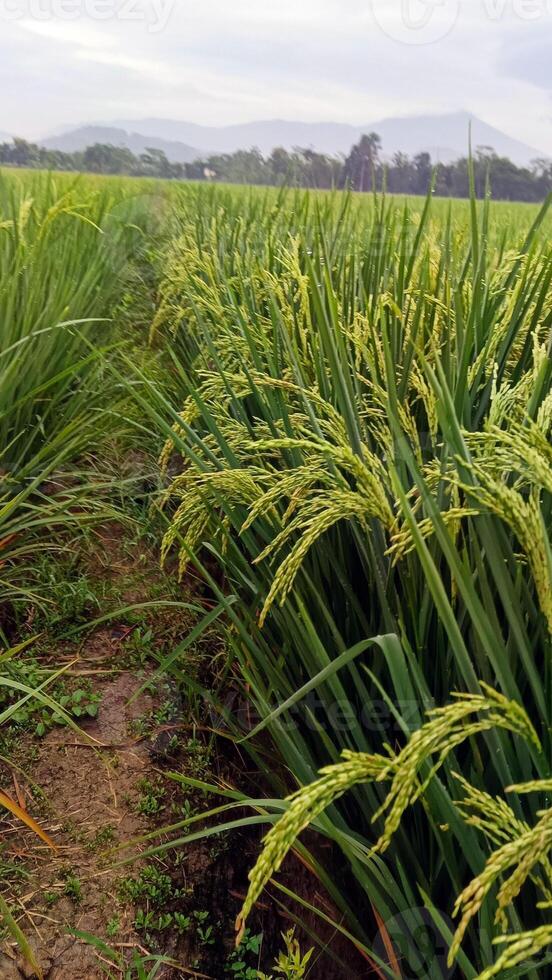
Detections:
0,131,550,203
138,147,169,178
388,151,413,194
343,132,382,191
139,147,183,179
11,138,38,168
82,143,136,175
269,146,294,184
184,159,206,180
413,152,432,194
299,147,341,189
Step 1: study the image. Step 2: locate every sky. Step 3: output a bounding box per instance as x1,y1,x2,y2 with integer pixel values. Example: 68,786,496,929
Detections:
1,0,552,153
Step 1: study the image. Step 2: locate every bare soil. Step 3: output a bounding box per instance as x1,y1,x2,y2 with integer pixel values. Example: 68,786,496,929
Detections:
0,525,371,979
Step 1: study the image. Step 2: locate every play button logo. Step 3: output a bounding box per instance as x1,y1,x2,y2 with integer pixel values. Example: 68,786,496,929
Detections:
371,0,460,45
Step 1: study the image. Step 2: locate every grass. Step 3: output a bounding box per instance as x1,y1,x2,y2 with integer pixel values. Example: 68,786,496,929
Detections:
1,167,552,976
0,173,113,620
0,168,178,967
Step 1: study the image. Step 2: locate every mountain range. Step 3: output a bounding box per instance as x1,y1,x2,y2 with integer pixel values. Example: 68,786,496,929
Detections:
7,112,549,166
40,126,199,163
101,111,544,165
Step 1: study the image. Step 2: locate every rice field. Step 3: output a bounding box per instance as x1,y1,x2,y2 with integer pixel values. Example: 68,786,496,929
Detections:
1,166,551,979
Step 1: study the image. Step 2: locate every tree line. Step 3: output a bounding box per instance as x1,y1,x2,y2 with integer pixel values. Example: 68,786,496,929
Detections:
2,133,552,202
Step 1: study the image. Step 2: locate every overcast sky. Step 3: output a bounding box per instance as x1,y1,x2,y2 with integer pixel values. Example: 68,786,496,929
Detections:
2,0,552,152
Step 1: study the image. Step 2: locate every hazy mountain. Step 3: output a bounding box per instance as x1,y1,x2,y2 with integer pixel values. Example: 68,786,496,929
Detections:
40,126,199,163
108,118,360,156
39,112,546,167
107,111,545,165
367,111,544,165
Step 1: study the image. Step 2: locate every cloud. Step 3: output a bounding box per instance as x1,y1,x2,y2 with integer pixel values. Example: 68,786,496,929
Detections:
1,0,552,153
498,26,552,91
18,17,115,48
75,48,170,80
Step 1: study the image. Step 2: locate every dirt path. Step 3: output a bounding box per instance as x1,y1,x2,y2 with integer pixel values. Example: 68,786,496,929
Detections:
0,523,369,979
0,675,164,978
0,525,223,978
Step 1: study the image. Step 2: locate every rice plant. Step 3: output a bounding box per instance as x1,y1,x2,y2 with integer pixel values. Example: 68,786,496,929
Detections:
0,170,164,620
144,179,552,976
0,170,149,471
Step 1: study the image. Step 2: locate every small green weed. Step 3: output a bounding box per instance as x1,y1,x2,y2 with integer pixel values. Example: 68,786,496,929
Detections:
135,777,166,817
227,930,263,979
258,929,314,980
119,864,175,907
88,824,116,850
106,916,120,937
35,686,100,737
122,626,155,668
63,874,83,905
